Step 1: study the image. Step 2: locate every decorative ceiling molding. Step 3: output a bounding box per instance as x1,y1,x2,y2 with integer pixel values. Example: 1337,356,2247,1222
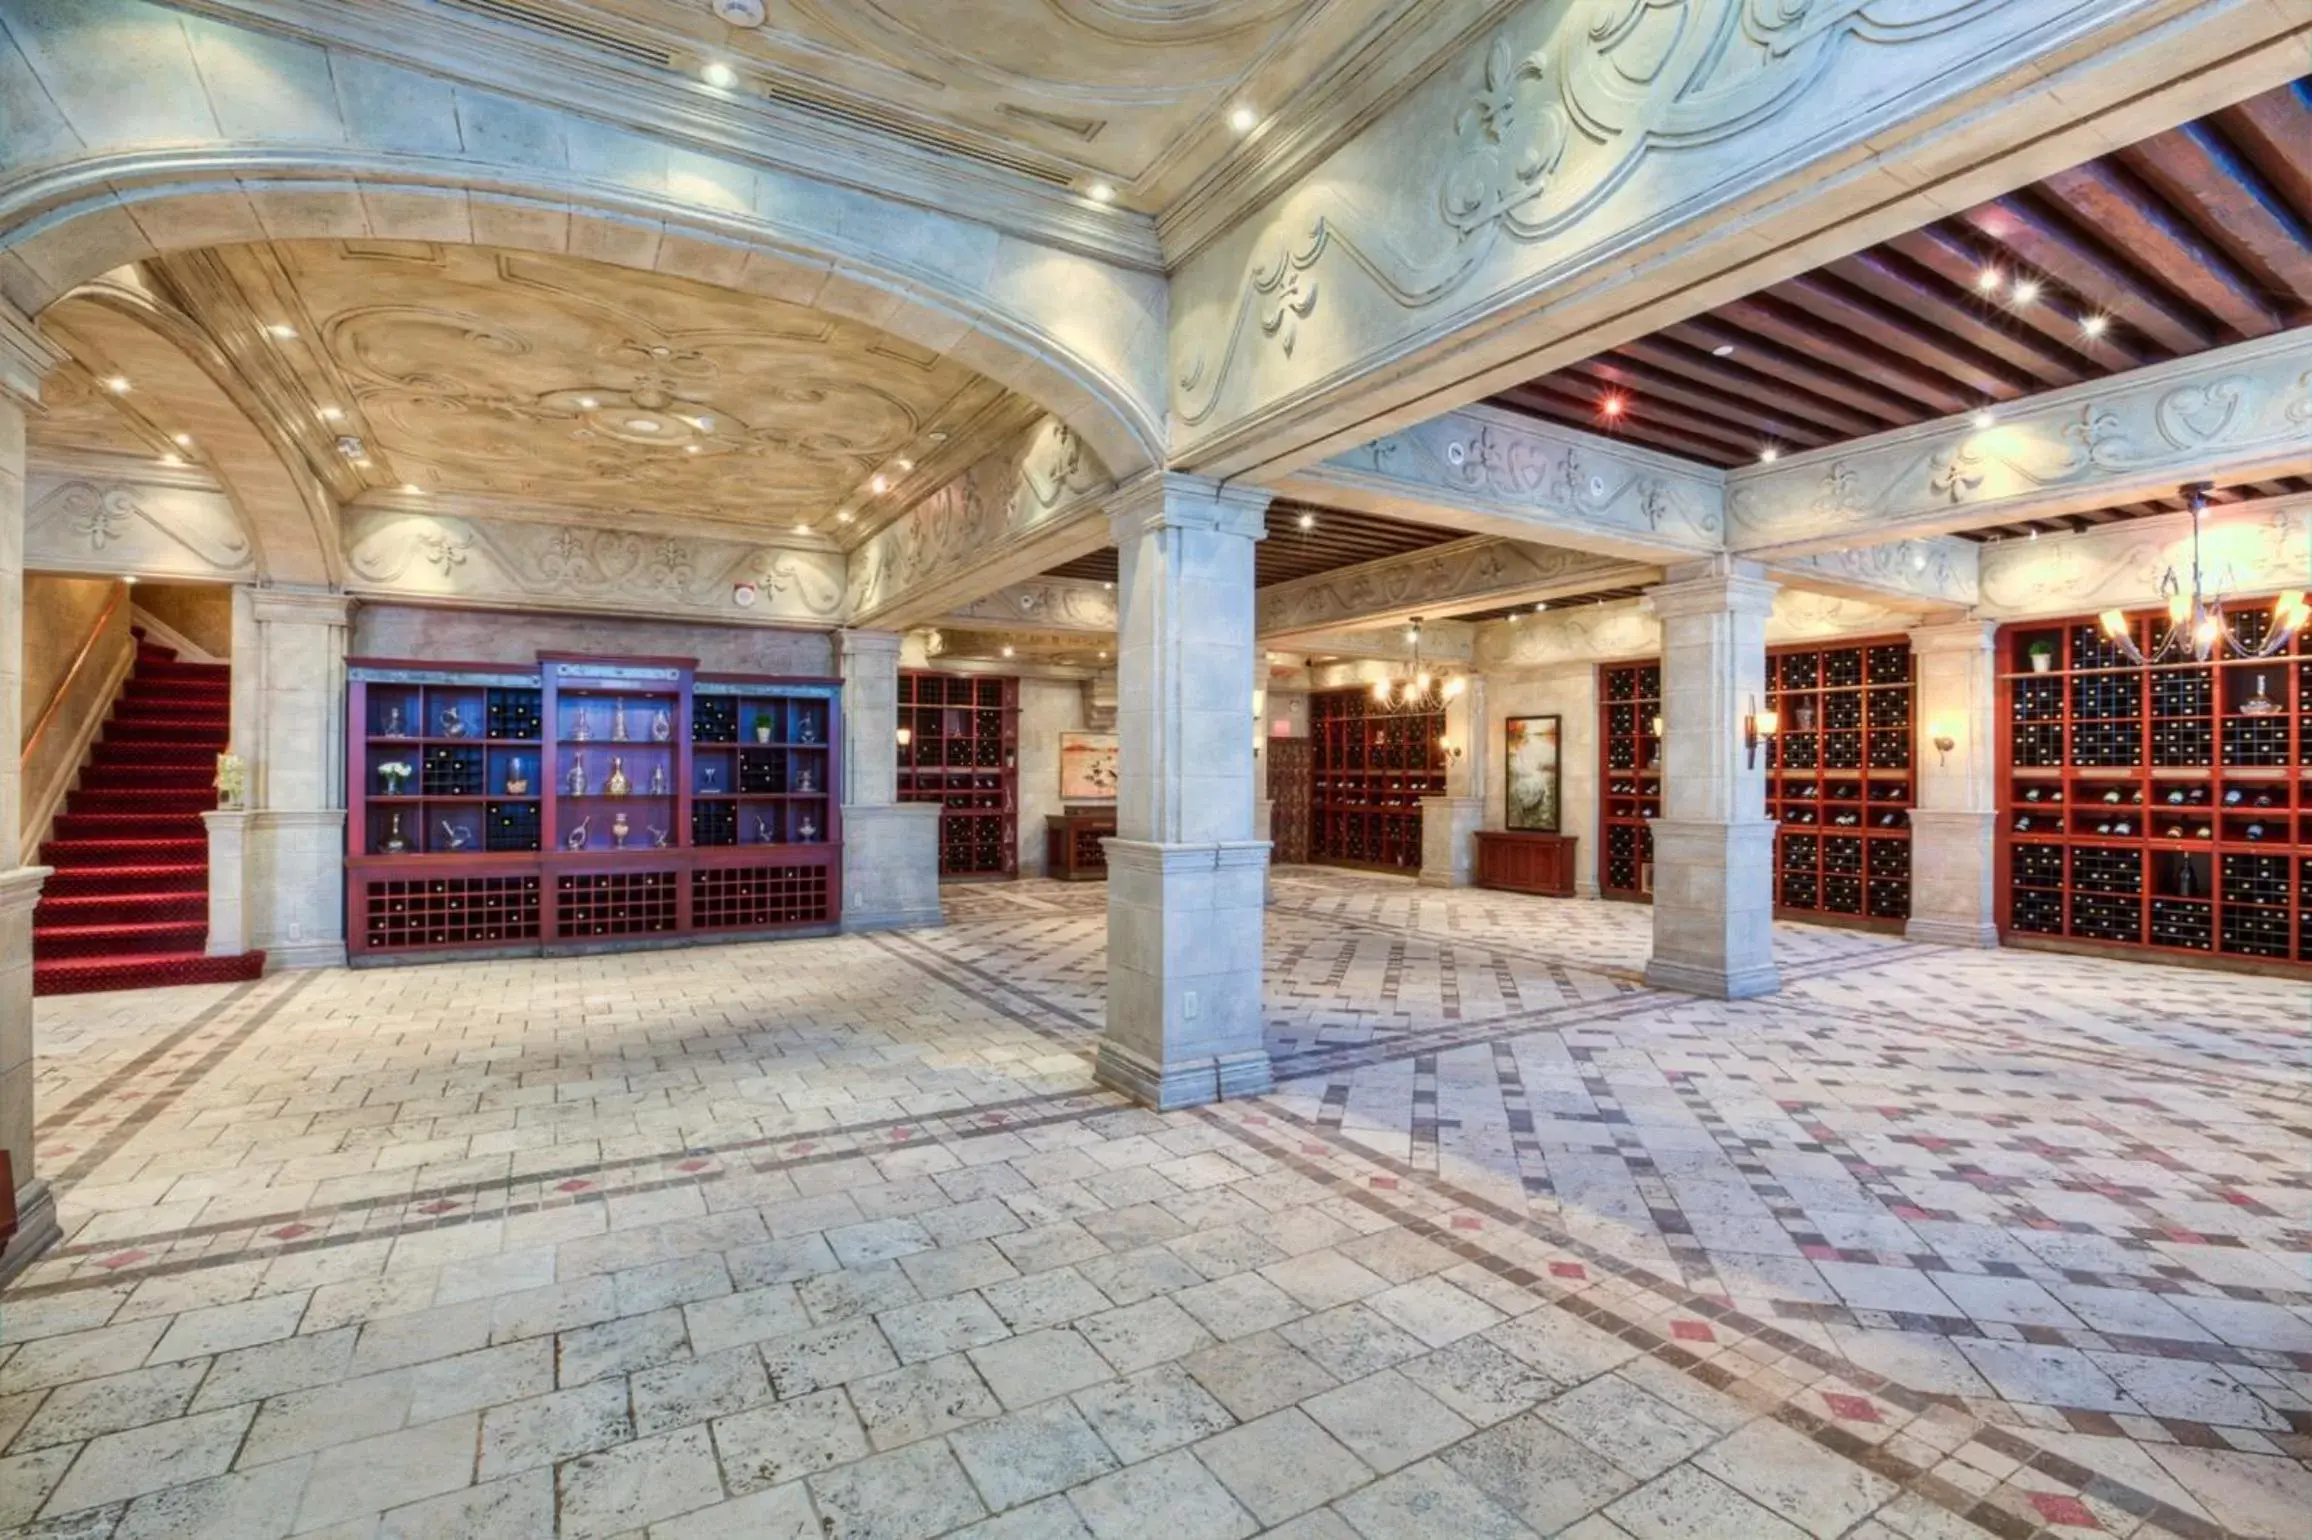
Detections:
0,298,65,402
846,416,1114,630
921,627,1109,670
25,461,257,581
1977,494,2312,620
342,506,844,624
1288,620,1475,665
1763,538,1980,613
139,0,1165,270
1728,328,2312,555
940,580,1118,636
1164,0,2302,481
1256,534,1651,639
1471,588,1918,672
1281,403,1726,563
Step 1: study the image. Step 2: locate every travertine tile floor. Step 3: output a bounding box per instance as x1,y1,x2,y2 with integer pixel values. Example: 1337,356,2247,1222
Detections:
4,869,2306,1538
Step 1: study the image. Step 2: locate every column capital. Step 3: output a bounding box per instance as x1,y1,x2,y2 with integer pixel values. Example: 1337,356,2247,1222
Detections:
1107,471,1271,546
835,629,906,663
249,585,353,627
1906,618,2000,655
0,303,64,407
1649,556,1777,622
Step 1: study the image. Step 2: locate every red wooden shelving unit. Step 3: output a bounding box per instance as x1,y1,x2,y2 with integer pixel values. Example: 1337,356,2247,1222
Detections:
1996,600,2307,974
1309,686,1443,872
1765,637,1914,929
897,671,1019,879
347,652,842,963
1598,661,1660,901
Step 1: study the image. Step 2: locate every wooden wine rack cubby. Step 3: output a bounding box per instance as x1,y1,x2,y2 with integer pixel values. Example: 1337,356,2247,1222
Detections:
1766,638,1914,929
1309,687,1444,872
1598,661,1660,901
898,672,1019,879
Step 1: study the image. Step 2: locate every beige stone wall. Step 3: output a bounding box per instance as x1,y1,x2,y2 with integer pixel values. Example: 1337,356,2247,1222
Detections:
21,575,118,739
133,582,233,660
1483,664,1600,898
350,603,837,678
1017,677,1087,878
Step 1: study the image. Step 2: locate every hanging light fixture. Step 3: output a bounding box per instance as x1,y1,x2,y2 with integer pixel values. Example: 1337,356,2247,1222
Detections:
1369,618,1466,707
2097,483,2310,663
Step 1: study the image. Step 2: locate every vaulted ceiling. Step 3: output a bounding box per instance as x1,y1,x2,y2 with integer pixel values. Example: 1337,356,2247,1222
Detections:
133,241,1037,543
1492,78,2312,470
415,0,1426,209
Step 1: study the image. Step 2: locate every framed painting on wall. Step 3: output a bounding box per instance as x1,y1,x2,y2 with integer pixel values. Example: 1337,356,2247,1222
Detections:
1505,715,1562,832
1059,731,1119,800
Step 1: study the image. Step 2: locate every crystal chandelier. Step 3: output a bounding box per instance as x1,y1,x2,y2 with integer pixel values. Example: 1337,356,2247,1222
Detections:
2097,483,2309,664
1370,617,1465,706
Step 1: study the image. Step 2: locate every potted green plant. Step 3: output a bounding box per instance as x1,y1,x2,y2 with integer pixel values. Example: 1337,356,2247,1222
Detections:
2026,640,2055,674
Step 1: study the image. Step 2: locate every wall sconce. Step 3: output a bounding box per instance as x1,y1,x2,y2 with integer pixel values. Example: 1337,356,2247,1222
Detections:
1931,724,1956,766
1437,736,1463,763
1649,713,1665,739
1743,696,1778,769
895,726,912,748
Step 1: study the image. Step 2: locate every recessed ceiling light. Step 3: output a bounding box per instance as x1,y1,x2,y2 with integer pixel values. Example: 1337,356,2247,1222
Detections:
122,574,138,586
693,415,715,430
172,432,193,446
1710,344,1735,358
159,453,182,467
319,405,343,421
926,430,948,444
894,458,913,472
794,521,810,534
701,60,737,88
1599,393,1626,418
2011,278,2040,305
401,483,424,494
1534,601,1548,612
1097,649,1107,660
103,375,130,393
1001,645,1015,658
869,474,889,494
1085,181,1115,204
1759,446,1779,463
626,418,661,433
1296,512,1315,531
2081,314,2109,337
577,396,599,410
1976,268,2001,292
1971,409,1996,430
684,444,701,454
266,323,297,340
1228,105,1258,134
836,509,854,524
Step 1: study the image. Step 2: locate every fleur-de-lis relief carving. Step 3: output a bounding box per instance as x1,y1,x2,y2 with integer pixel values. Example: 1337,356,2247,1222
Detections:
1442,35,1563,239
419,530,472,573
2287,368,2312,425
1928,447,1984,505
2061,405,2126,470
539,527,590,582
645,538,694,591
65,485,136,550
1811,463,1861,519
1251,222,1328,359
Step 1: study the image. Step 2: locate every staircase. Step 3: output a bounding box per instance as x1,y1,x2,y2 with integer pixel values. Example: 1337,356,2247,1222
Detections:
32,638,266,997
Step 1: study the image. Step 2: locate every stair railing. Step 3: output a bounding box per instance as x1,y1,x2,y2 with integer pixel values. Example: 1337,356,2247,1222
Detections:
20,585,133,852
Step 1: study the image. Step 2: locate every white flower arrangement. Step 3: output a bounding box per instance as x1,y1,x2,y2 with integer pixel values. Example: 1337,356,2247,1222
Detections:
377,760,416,794
213,753,246,810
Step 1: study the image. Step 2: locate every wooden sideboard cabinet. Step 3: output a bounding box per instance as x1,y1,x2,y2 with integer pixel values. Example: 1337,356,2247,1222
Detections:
1046,809,1117,880
1473,831,1578,897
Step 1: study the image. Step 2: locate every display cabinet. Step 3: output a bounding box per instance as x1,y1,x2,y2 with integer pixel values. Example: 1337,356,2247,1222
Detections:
897,672,1018,878
1047,810,1117,880
1309,687,1445,871
347,652,842,963
1766,639,1914,928
1997,602,2307,973
1474,831,1578,896
1598,661,1661,901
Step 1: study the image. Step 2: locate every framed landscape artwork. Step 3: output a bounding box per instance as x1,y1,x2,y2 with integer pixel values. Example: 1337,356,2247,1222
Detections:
1505,715,1562,832
1059,731,1119,800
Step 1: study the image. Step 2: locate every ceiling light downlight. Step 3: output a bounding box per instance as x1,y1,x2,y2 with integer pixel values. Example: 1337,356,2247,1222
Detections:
701,59,737,88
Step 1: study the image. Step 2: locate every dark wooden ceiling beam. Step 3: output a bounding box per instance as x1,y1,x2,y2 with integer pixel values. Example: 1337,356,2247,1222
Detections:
2036,161,2282,339
2120,123,2312,311
1884,224,2152,371
1713,295,1973,416
1572,350,1843,446
1767,271,2040,400
1611,335,1881,438
2218,86,2312,247
1561,361,1794,457
1659,317,1919,426
1824,248,2089,389
1489,383,1747,465
1958,195,2214,354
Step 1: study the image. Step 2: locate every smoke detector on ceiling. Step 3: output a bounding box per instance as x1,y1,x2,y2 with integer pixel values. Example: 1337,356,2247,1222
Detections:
711,0,766,26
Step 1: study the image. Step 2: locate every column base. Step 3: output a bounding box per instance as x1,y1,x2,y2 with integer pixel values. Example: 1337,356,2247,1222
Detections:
1905,809,1998,949
202,809,252,957
249,809,347,967
842,803,943,932
1417,797,1484,888
0,1178,59,1286
1098,839,1271,1110
1644,817,1780,1000
1573,879,1602,901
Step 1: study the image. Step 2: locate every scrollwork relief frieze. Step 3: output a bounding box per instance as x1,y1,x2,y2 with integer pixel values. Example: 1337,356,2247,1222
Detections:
1978,501,2312,619
25,475,255,578
343,510,844,622
1257,535,1637,635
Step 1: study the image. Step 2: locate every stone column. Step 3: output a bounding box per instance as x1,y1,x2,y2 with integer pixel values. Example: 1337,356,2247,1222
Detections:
1,302,64,1280
837,629,941,931
1906,620,2000,947
245,587,352,969
1420,674,1486,888
1644,558,1781,999
1099,473,1271,1109
202,809,253,957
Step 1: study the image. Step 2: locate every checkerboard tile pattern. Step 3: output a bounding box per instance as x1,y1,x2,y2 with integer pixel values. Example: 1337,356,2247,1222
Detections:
4,870,2304,1537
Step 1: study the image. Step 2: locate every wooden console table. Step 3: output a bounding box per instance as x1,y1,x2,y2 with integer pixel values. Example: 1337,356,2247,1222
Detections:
1474,831,1578,897
1046,809,1117,880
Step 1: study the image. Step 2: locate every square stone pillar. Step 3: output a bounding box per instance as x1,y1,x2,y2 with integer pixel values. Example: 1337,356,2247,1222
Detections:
245,587,352,969
1906,620,2000,947
203,809,253,957
1419,675,1486,887
1,304,64,1281
1099,473,1272,1109
837,629,940,931
1644,558,1781,999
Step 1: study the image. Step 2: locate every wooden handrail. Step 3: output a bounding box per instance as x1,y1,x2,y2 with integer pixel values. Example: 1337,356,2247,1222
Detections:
20,585,127,767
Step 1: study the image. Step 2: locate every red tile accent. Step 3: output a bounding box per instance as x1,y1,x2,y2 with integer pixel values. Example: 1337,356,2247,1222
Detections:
676,1159,709,1172
1822,1391,1881,1422
2027,1492,2101,1529
1549,1261,1587,1280
1369,1176,1399,1190
96,1250,149,1269
556,1179,593,1193
416,1200,458,1215
1451,1216,1482,1230
1670,1320,1714,1343
265,1223,315,1241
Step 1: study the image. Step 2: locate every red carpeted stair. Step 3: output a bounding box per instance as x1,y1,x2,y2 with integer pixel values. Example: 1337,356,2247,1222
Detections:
32,638,266,996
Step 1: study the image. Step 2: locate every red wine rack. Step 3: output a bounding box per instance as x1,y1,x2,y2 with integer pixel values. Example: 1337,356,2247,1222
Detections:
1309,686,1444,872
1599,661,1661,901
1766,638,1914,928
